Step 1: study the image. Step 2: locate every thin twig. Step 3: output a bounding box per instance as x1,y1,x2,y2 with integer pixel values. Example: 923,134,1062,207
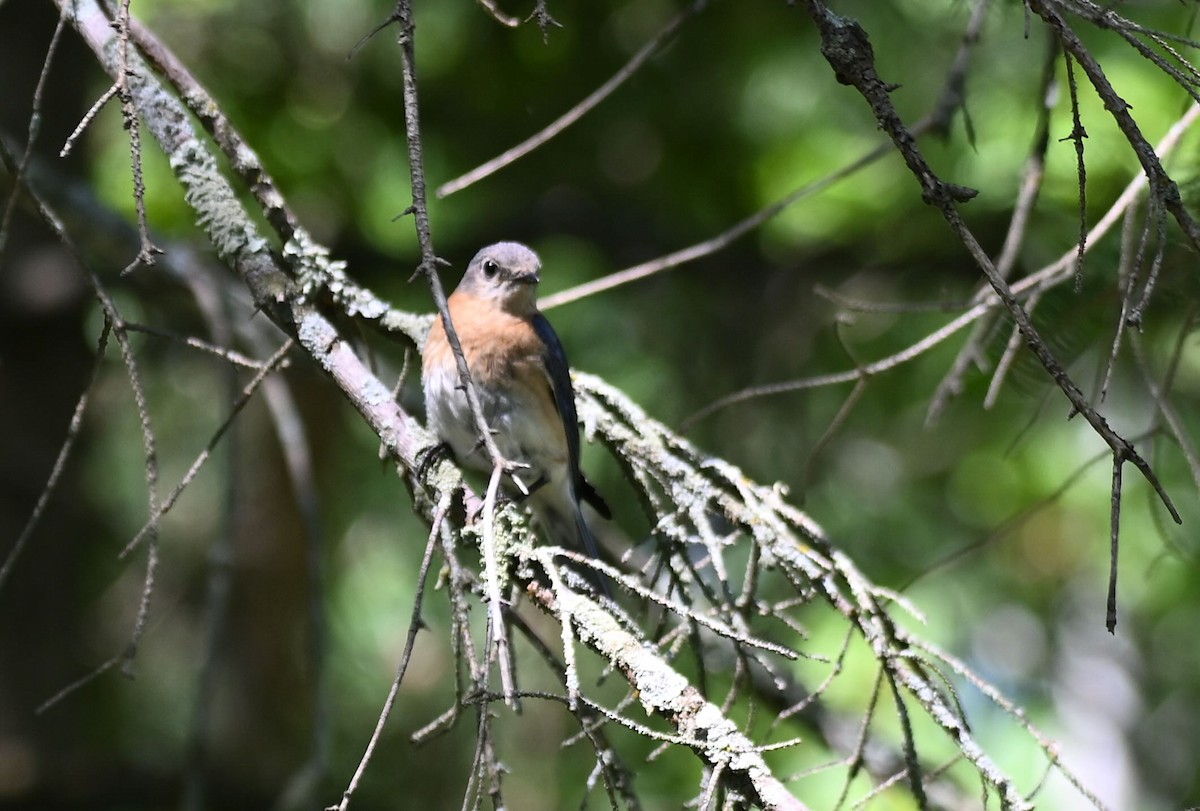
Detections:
0,1,68,257
37,655,120,714
982,291,1042,410
127,16,304,243
0,322,110,593
329,495,450,811
383,0,518,479
438,0,708,197
122,322,268,369
1061,51,1088,291
1106,453,1123,633
112,0,162,274
119,340,295,559
60,84,118,159
0,121,164,692
800,1,1182,565
927,31,1058,423
481,463,518,708
474,0,519,28
1029,0,1200,253
543,0,990,312
542,138,897,311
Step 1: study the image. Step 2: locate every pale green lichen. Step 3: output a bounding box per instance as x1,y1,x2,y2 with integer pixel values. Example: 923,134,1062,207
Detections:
283,231,431,346
284,228,348,301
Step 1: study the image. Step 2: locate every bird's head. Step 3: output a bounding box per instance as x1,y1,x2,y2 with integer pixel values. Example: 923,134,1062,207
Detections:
458,241,542,315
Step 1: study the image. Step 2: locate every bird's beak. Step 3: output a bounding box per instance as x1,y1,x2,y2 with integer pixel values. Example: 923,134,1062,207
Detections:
515,270,541,285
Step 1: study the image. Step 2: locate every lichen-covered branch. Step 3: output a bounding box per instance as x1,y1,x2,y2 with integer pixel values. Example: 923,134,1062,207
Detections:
56,1,814,806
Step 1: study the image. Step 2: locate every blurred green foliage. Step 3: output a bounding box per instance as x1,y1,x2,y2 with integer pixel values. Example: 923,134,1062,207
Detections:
3,0,1200,809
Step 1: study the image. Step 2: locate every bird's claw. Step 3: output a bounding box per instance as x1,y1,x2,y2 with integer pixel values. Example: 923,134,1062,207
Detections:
415,441,454,483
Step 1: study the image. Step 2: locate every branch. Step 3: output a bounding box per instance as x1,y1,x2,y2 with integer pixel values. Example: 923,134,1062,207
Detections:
58,2,1118,806
57,3,813,806
525,580,811,811
797,1,1182,575
1029,0,1200,253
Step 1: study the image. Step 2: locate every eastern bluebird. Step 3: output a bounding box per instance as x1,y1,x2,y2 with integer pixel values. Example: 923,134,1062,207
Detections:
422,242,611,580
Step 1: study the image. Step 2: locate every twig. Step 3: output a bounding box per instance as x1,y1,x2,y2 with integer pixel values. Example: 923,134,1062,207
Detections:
551,549,798,660
1061,51,1088,291
37,655,120,714
1028,0,1200,253
328,495,449,811
700,761,726,810
982,290,1042,410
801,320,870,496
60,84,118,159
383,0,518,479
127,16,304,244
0,322,110,593
121,322,268,369
542,138,897,311
118,340,295,559
884,669,927,810
0,0,68,257
832,667,884,811
538,0,991,313
504,610,640,809
474,0,519,28
481,463,518,708
525,579,813,811
927,31,1058,423
681,302,990,430
0,116,165,692
437,0,708,197
1106,453,1123,633
112,0,162,275
913,639,1111,811
799,1,1182,586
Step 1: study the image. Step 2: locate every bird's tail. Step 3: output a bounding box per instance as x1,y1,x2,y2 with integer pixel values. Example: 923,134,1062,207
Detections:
535,500,612,598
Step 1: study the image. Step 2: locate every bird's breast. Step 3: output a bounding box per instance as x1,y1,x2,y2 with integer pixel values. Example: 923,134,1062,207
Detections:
421,296,569,484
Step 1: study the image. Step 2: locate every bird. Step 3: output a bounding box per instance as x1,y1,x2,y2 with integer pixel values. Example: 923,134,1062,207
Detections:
421,241,611,585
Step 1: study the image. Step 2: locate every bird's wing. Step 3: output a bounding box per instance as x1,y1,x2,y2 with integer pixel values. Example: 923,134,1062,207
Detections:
530,313,611,518
530,312,581,476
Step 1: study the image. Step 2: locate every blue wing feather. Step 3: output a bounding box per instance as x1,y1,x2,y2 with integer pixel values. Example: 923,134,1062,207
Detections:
531,313,581,477
531,313,611,521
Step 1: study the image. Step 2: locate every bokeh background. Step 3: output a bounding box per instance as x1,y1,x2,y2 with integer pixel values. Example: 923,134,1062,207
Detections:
2,0,1200,808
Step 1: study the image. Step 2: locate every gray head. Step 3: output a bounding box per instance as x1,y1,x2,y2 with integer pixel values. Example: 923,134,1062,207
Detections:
457,241,542,314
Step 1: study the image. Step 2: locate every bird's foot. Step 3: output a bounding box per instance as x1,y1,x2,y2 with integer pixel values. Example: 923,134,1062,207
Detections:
415,441,454,484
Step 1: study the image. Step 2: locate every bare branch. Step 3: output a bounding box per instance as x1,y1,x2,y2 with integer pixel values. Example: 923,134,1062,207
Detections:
1029,0,1200,252
798,0,1182,561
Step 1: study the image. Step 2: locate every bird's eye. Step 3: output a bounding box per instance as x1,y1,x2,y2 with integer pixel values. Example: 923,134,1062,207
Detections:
482,260,499,278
